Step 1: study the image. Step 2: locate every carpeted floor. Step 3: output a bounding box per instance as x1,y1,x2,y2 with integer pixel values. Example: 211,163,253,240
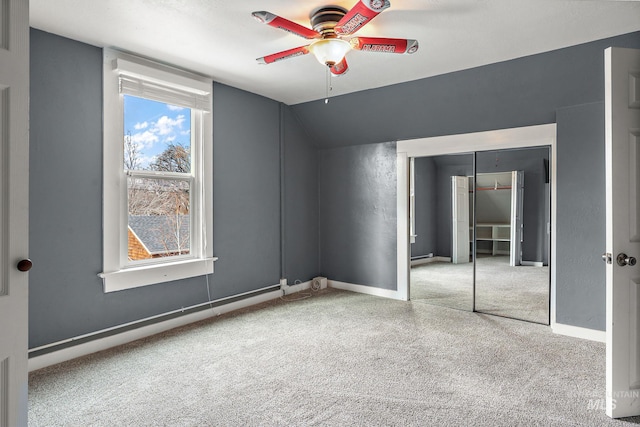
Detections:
410,260,474,311
411,256,549,324
28,288,640,426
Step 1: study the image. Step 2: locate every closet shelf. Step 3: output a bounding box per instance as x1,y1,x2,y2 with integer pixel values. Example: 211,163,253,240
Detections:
474,223,511,255
473,186,512,191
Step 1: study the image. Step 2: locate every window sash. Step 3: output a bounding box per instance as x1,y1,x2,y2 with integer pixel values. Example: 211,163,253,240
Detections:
126,170,193,180
126,174,194,264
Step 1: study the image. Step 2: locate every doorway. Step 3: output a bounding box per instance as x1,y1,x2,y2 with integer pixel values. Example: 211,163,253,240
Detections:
396,124,557,325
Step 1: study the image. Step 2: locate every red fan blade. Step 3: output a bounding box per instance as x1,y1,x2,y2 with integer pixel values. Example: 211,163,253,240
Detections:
256,45,310,64
334,0,391,36
350,37,419,54
330,58,349,76
252,11,321,39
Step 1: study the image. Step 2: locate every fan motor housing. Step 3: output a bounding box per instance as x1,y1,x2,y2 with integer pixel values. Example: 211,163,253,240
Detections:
310,6,347,35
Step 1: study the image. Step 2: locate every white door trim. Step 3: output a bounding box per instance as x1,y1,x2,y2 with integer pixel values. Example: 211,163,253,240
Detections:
396,152,410,301
396,123,557,325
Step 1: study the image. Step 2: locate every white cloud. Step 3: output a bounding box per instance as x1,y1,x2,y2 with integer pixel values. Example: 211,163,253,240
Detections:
167,105,185,111
130,130,159,147
134,121,149,130
125,113,190,168
134,142,145,152
153,115,185,135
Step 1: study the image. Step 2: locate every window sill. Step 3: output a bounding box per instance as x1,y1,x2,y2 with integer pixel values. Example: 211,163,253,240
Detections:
100,257,217,293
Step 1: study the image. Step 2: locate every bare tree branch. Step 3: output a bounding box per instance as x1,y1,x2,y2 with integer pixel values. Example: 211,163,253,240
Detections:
149,143,190,173
124,131,141,170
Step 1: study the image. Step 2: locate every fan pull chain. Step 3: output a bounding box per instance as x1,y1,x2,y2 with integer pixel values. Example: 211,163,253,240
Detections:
325,67,332,104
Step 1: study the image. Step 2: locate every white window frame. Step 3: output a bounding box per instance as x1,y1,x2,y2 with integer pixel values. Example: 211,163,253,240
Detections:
100,49,215,293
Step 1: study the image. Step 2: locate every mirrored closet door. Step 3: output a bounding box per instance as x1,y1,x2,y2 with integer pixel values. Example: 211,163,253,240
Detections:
409,153,474,311
474,147,550,324
409,146,550,324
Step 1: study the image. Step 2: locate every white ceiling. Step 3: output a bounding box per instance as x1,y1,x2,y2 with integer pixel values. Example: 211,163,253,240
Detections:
30,0,640,105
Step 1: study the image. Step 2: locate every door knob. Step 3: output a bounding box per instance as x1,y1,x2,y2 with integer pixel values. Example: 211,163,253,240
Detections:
602,253,612,264
17,259,32,272
617,253,637,267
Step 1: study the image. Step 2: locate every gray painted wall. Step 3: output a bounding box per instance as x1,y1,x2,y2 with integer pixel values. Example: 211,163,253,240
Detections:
211,82,281,296
282,106,320,282
308,32,640,330
29,30,319,348
411,157,437,258
319,142,397,289
291,32,640,149
556,102,606,330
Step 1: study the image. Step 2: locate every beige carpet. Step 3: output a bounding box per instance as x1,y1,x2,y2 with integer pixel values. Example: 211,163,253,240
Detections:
411,256,549,324
28,288,638,426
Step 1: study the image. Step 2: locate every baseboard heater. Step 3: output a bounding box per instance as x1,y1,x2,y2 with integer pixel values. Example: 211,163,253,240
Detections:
28,284,281,359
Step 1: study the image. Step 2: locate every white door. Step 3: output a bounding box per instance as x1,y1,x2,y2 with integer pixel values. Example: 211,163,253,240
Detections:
605,46,640,418
451,176,470,264
0,1,30,426
510,171,524,267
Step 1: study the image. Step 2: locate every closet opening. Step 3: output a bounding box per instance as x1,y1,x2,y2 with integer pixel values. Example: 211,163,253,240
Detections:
396,125,556,325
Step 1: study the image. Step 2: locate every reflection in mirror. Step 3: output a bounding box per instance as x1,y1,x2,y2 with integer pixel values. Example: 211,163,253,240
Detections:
474,147,550,324
410,153,474,311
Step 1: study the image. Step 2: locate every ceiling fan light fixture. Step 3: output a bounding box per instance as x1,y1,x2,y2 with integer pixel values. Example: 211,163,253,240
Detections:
309,38,351,67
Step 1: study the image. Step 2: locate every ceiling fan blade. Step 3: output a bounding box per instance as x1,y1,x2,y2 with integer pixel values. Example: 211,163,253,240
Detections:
252,11,321,39
350,37,419,54
334,0,391,36
330,58,349,76
256,45,311,65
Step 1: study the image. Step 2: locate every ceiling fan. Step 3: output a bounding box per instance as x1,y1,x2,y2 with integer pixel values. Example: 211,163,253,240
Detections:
252,0,419,76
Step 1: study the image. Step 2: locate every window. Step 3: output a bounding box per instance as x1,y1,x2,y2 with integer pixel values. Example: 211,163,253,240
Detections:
101,49,214,292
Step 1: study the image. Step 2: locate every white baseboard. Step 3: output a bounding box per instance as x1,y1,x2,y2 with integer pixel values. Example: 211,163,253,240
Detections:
28,287,284,372
552,322,606,343
410,256,450,267
521,261,544,267
328,280,403,300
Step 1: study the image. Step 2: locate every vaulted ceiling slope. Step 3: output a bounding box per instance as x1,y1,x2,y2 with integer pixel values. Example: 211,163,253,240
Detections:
30,0,640,105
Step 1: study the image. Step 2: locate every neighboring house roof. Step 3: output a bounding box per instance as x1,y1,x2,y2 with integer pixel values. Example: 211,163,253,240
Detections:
128,215,190,255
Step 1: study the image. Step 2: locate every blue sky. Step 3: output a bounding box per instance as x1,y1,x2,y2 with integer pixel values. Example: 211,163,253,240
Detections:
124,95,191,169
